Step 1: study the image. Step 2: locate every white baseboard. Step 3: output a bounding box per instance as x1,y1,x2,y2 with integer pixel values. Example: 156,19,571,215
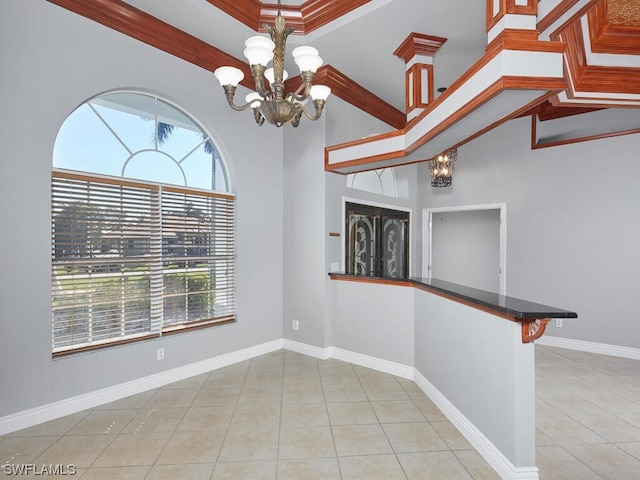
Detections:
414,370,539,480
282,339,330,360
329,347,415,380
537,336,640,360
0,338,536,480
0,339,283,436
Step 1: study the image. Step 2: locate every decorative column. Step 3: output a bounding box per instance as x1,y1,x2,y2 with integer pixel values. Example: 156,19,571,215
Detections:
486,0,538,45
393,33,447,121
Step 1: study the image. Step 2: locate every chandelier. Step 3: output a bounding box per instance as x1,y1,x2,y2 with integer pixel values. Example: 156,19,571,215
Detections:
428,149,457,187
213,0,331,128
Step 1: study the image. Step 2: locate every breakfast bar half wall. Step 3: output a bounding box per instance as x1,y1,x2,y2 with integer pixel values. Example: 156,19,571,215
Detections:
329,274,577,480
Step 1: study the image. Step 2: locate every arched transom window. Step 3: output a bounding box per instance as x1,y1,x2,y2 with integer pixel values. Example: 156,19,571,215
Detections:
346,168,398,198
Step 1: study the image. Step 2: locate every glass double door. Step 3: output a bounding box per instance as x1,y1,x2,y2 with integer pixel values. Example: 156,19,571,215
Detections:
346,202,409,279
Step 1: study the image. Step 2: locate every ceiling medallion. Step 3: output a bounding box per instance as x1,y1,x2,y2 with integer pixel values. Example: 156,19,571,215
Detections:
214,0,331,127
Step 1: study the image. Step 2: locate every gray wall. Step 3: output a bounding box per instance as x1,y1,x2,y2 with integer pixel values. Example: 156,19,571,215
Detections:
331,281,415,367
430,209,501,292
0,1,284,417
414,289,536,468
418,117,640,348
282,115,330,347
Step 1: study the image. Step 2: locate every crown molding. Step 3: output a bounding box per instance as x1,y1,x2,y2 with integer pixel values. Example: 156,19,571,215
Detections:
393,33,448,63
206,0,370,35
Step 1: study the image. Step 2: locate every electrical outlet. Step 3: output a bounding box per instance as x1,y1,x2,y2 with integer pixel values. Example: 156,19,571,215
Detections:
292,320,300,331
555,319,563,328
157,347,165,360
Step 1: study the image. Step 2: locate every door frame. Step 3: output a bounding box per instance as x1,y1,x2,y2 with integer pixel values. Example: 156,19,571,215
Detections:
422,203,506,295
342,196,413,277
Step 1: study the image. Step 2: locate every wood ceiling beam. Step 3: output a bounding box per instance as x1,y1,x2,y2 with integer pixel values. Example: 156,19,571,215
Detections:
47,0,253,85
287,66,406,130
46,0,405,128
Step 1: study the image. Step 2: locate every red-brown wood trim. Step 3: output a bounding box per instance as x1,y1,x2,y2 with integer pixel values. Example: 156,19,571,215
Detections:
486,0,502,33
329,274,414,288
300,0,370,34
47,0,255,90
286,65,406,129
537,0,584,34
591,24,640,55
52,333,161,357
404,64,434,112
47,0,405,128
486,30,566,56
325,37,567,171
162,317,236,336
393,33,448,63
588,0,608,45
568,65,640,93
532,123,640,149
206,0,263,30
325,149,410,172
419,64,434,108
517,100,604,120
558,19,640,94
588,0,640,54
555,20,588,89
259,4,305,33
413,283,521,323
405,76,566,154
531,112,538,150
505,0,538,16
449,90,562,152
405,68,413,113
326,156,432,175
554,93,640,107
316,66,407,129
547,0,602,39
487,0,537,31
331,275,554,343
326,87,562,174
325,128,405,157
414,34,566,126
207,0,371,35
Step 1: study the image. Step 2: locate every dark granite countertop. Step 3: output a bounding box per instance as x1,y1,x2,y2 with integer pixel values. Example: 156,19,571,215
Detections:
329,273,578,320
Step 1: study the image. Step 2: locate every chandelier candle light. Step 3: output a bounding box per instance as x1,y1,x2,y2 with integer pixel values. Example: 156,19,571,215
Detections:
428,149,457,187
214,0,331,127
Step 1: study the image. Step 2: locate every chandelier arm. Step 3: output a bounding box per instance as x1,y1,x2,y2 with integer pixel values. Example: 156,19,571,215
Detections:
252,108,265,126
298,99,326,121
250,65,270,98
221,85,261,112
286,71,314,102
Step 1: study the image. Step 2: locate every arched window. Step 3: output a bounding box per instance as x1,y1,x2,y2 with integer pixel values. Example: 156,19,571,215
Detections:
346,168,398,198
51,91,235,355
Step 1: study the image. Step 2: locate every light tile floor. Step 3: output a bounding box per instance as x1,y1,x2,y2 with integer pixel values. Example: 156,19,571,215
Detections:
535,345,640,480
1,346,639,479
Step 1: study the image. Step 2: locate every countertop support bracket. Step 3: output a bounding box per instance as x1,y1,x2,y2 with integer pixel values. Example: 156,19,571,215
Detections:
521,318,550,343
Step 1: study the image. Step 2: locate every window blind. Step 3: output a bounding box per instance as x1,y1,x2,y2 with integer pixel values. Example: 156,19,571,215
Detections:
52,171,235,355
